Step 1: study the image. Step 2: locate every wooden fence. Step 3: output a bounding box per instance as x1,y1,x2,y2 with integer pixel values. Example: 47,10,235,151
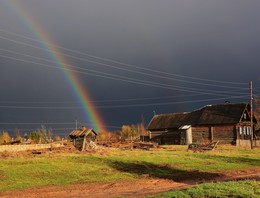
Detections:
0,143,63,152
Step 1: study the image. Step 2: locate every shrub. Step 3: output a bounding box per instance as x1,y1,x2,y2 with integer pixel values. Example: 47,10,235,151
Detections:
0,131,12,144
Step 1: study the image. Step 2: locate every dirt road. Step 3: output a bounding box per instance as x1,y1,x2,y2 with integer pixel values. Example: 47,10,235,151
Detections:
1,170,259,198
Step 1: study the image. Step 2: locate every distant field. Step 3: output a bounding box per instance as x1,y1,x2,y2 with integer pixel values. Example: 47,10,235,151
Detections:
0,145,259,196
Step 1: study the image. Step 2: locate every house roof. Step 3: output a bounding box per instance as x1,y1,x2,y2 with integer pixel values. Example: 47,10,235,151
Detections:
147,103,251,130
69,128,97,138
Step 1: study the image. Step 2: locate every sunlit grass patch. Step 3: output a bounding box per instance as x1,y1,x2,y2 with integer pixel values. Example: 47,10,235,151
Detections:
0,145,259,191
149,180,260,198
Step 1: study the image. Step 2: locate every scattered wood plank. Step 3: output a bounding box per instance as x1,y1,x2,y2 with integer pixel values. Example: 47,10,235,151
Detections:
32,150,42,154
188,141,219,152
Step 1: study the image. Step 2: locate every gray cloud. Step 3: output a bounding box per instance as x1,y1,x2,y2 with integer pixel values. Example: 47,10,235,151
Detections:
0,0,259,134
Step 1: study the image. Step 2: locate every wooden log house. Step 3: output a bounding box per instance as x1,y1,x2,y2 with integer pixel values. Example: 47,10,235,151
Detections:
147,103,258,146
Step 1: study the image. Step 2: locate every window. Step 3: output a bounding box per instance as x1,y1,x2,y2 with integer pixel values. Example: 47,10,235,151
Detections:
243,126,247,135
244,113,247,119
246,127,249,135
239,127,243,135
248,127,252,135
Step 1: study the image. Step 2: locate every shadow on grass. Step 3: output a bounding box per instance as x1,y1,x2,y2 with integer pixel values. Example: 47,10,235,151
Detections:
104,159,223,183
195,155,260,166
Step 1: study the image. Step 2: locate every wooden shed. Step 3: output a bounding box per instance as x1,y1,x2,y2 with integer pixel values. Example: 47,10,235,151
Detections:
69,126,97,151
147,103,258,146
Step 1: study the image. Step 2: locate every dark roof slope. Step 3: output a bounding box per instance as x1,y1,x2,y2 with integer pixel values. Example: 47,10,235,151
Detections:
147,103,249,130
69,128,97,138
147,112,189,130
196,103,248,125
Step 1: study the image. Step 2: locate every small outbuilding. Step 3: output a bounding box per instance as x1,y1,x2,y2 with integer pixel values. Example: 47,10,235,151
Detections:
69,126,97,151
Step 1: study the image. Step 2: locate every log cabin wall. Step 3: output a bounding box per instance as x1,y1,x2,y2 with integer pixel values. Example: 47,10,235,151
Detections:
150,131,164,139
191,126,211,144
211,125,236,144
86,132,97,142
192,125,236,144
74,138,84,150
151,130,181,145
161,131,181,145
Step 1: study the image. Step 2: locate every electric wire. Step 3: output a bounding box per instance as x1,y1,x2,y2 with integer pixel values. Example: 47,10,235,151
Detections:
0,30,253,132
0,127,75,132
0,33,249,89
0,30,252,119
0,93,207,104
0,28,248,85
0,95,248,109
0,122,75,125
0,47,249,91
0,91,249,104
0,37,248,95
0,53,249,97
0,32,250,98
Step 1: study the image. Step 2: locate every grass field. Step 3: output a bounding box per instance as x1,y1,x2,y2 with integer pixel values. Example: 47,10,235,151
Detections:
149,180,260,198
0,145,259,196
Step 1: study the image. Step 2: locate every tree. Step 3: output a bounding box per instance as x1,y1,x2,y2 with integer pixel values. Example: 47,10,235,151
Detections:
0,131,12,144
130,124,138,138
120,125,132,140
14,128,22,141
30,131,43,144
54,136,61,141
97,131,117,143
24,132,29,140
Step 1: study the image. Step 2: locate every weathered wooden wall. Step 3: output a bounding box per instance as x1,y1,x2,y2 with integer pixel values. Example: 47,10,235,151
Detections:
86,133,96,142
74,138,84,150
150,124,245,145
192,125,236,144
212,125,236,144
161,131,181,145
150,131,164,139
192,127,211,144
150,129,182,145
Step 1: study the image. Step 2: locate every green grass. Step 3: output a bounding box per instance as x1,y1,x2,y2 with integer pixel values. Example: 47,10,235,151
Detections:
0,146,259,192
149,180,260,198
0,154,134,191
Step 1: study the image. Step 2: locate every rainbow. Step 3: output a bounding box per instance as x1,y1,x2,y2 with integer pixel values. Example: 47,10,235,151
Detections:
4,0,106,132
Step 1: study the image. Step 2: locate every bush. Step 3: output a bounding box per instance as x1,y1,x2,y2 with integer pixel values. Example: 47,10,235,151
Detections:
30,131,43,144
54,136,61,141
0,131,12,144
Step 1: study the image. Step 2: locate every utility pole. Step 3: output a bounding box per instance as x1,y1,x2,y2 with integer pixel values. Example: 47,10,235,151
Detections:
250,81,253,149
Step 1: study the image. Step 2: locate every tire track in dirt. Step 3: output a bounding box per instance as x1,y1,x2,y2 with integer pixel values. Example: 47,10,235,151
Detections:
1,171,259,198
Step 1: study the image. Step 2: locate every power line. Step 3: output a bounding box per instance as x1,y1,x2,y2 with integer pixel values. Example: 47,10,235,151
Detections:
0,127,75,132
0,95,248,109
0,122,74,125
0,92,249,105
0,53,249,96
0,47,249,90
0,93,206,104
0,29,248,85
94,95,249,108
0,91,249,104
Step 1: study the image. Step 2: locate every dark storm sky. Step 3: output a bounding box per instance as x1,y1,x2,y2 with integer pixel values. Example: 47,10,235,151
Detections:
0,0,260,135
